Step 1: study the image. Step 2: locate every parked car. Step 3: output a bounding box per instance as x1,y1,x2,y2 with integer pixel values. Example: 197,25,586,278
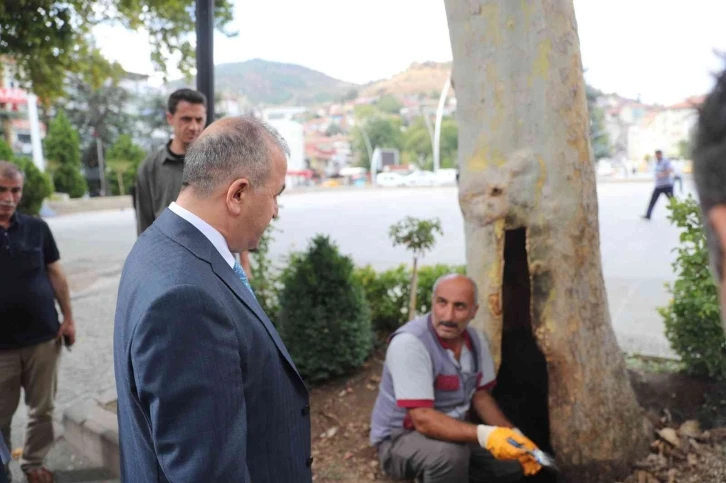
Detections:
402,170,438,187
376,172,406,187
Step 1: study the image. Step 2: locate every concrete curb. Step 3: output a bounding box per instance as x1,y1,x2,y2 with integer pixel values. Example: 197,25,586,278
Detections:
62,390,120,478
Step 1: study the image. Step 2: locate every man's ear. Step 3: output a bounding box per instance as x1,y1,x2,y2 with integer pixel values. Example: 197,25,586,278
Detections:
225,178,251,215
166,112,174,126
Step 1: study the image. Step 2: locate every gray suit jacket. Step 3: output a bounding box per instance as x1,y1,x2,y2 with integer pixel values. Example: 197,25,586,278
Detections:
114,209,312,482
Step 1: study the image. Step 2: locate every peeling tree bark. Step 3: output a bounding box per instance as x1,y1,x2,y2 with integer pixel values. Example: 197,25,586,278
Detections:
443,1,652,481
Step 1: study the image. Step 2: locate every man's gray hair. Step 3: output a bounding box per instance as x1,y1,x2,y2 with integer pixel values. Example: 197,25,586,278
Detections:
182,115,290,197
432,273,479,303
0,161,23,180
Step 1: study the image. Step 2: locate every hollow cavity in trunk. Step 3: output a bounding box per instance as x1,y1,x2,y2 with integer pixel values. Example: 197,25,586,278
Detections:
491,229,554,481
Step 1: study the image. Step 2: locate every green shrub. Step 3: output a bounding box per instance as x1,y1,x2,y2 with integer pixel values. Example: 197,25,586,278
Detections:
250,221,282,324
52,164,87,198
278,235,372,383
0,138,54,215
354,263,466,337
105,134,146,196
658,195,726,379
0,137,13,160
12,157,54,215
44,110,87,198
354,264,409,336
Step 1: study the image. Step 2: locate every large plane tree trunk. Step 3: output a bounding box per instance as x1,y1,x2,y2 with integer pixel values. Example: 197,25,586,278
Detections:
443,1,651,481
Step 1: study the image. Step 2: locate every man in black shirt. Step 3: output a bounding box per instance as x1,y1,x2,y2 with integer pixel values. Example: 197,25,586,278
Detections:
0,161,75,483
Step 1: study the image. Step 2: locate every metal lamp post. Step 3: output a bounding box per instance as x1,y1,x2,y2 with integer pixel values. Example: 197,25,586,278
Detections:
196,0,215,125
433,74,452,173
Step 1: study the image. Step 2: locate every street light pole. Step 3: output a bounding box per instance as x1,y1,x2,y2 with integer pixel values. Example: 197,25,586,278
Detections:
196,0,215,125
433,74,451,174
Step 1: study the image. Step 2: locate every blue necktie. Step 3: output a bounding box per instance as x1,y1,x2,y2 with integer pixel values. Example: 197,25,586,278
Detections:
233,261,256,300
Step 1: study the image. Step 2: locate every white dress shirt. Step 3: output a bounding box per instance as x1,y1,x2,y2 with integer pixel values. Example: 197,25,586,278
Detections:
168,202,236,268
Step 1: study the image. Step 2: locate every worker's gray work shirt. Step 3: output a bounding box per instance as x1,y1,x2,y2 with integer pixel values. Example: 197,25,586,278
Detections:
135,141,185,235
369,314,497,446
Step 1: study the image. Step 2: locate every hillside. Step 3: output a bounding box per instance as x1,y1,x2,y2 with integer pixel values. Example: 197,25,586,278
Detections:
168,59,358,106
360,61,454,98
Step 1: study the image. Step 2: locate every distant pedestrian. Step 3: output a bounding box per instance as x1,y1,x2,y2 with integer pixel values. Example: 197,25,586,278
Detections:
0,161,75,483
642,150,674,220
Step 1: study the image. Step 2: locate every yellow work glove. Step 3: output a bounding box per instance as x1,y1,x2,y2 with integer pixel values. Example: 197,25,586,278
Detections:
476,425,543,476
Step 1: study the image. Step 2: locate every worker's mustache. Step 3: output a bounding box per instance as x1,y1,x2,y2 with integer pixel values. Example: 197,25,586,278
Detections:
439,321,458,328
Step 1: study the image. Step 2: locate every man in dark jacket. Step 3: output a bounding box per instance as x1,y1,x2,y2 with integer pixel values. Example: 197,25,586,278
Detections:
114,116,312,482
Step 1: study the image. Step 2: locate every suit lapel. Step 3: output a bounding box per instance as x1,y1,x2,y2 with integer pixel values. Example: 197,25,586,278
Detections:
155,209,306,387
210,256,304,382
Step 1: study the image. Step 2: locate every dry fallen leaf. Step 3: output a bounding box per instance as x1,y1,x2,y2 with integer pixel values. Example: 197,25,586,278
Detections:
338,390,347,398
658,428,681,448
709,427,726,441
344,452,353,460
678,420,701,438
667,468,678,483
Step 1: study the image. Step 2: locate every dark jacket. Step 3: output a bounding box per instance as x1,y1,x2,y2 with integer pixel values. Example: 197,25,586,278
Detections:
134,143,184,236
113,209,313,482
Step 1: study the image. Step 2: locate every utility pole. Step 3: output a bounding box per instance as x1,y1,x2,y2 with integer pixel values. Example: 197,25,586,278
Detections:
196,0,215,125
433,74,451,174
94,129,107,196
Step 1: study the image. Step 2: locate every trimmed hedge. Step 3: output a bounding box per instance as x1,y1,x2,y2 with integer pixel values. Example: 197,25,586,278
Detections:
278,235,372,383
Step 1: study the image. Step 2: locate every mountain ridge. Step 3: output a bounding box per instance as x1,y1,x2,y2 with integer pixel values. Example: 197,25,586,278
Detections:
167,59,456,106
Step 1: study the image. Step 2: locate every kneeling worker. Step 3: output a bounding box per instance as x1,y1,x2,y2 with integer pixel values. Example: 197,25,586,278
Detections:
370,274,542,482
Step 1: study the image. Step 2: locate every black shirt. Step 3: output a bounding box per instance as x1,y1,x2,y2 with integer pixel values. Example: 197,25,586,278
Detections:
0,213,61,349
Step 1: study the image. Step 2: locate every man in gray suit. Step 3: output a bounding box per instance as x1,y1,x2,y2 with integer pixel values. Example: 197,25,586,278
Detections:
114,116,312,482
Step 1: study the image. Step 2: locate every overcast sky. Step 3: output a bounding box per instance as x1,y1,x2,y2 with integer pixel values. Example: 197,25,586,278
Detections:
93,0,726,105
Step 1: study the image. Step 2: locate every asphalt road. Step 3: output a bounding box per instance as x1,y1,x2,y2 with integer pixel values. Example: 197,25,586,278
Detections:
50,180,687,359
